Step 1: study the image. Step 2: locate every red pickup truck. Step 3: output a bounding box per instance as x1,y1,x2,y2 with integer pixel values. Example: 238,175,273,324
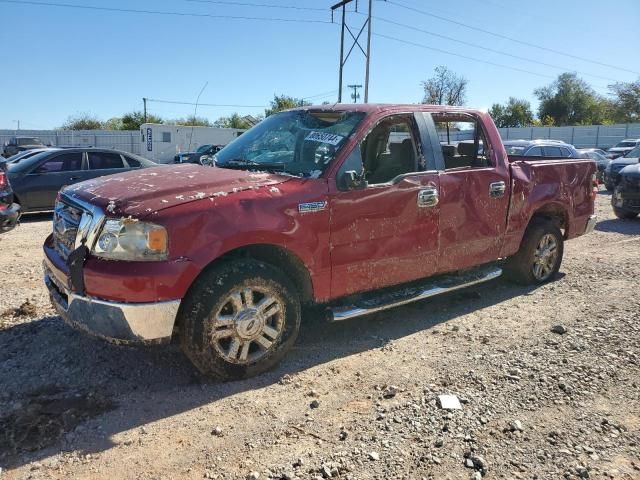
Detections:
43,105,597,380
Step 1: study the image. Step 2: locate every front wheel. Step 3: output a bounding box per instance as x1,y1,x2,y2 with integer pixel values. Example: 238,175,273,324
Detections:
179,259,301,380
613,206,639,220
506,219,564,285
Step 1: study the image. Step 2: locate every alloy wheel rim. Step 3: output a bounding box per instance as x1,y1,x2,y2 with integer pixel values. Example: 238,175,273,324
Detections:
532,233,558,281
211,287,284,364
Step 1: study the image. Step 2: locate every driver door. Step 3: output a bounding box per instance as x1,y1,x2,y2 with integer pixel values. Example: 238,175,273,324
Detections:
329,113,440,298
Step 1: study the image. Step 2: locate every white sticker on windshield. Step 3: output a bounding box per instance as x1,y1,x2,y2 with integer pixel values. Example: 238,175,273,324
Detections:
305,131,344,146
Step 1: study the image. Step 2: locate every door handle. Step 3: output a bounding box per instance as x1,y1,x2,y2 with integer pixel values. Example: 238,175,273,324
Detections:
69,176,80,181
489,181,506,198
417,187,439,207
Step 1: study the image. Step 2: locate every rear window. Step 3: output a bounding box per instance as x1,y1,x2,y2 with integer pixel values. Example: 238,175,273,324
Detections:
88,152,125,170
544,146,563,157
124,155,141,167
616,141,637,148
18,137,42,146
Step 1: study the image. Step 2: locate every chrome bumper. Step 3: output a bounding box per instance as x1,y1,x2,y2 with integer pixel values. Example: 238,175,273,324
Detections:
584,214,598,234
44,268,180,344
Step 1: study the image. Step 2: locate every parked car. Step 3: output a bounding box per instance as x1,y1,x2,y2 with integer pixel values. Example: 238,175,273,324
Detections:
612,162,640,219
606,139,640,159
6,148,156,212
2,136,46,158
603,145,640,191
503,139,580,158
174,144,223,164
43,104,597,380
0,161,20,233
2,147,60,165
577,148,610,183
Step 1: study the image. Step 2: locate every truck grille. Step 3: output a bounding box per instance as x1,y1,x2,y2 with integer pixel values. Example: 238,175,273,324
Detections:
53,200,84,260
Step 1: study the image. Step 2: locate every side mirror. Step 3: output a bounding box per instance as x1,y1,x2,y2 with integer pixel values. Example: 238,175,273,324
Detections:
342,170,367,190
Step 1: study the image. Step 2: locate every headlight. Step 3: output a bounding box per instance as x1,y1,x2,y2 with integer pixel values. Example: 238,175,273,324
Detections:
93,219,168,261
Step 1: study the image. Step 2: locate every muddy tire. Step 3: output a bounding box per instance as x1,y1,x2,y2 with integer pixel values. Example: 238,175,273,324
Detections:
613,207,638,220
505,219,564,285
179,259,301,380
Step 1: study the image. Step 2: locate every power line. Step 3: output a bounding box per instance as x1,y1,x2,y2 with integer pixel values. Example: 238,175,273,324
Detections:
184,0,326,11
382,0,640,76
0,0,333,24
372,15,621,84
374,32,558,80
147,99,268,108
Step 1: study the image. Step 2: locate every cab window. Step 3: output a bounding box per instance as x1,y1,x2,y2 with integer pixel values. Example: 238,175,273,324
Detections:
433,113,491,170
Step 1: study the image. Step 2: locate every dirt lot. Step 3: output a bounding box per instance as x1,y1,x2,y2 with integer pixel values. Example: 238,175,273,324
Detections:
1,192,639,480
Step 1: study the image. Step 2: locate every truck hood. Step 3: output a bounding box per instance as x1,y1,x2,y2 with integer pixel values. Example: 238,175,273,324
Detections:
62,165,291,217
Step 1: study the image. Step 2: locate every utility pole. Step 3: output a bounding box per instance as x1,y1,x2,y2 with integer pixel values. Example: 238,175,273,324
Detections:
348,84,362,103
13,120,20,131
143,97,148,123
331,0,374,103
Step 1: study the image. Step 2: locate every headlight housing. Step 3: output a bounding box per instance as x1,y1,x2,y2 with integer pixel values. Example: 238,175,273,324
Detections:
93,218,168,261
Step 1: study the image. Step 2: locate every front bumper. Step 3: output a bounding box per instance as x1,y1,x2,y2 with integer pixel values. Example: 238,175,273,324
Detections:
0,203,21,233
584,214,598,234
44,265,180,344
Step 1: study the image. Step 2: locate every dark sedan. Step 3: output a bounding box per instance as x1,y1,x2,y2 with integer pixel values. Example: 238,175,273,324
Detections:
6,148,156,212
603,145,640,191
612,163,640,219
174,144,222,164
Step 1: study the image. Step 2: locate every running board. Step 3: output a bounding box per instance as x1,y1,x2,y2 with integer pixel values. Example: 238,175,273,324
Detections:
328,265,502,322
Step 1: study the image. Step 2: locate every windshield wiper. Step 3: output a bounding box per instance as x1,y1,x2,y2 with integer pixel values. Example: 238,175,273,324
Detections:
218,158,291,174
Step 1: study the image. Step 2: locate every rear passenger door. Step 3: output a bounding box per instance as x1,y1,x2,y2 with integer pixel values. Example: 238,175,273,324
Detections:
86,151,128,180
426,112,511,273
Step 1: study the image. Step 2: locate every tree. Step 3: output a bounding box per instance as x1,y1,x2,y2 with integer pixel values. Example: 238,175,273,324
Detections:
534,73,611,126
59,113,103,130
264,94,310,117
167,115,212,127
421,66,468,106
608,78,640,123
120,111,163,130
214,113,252,129
489,97,534,128
103,117,124,130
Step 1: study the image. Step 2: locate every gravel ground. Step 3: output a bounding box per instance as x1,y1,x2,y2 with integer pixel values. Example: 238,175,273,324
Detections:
0,192,639,480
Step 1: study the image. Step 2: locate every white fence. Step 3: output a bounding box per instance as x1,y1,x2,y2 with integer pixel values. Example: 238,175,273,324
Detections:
497,123,640,149
0,129,140,155
3,122,640,155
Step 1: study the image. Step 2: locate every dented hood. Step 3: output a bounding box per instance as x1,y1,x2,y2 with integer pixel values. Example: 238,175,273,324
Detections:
62,165,289,217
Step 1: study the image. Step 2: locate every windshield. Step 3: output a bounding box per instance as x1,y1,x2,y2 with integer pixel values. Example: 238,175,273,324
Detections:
615,141,637,148
196,144,212,153
624,145,640,157
213,110,366,177
504,145,526,155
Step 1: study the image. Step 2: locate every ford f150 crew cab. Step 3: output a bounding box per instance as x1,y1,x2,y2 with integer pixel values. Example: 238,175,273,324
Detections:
43,104,598,380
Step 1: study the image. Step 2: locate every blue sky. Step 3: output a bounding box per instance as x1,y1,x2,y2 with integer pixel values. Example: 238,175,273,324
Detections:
0,0,638,130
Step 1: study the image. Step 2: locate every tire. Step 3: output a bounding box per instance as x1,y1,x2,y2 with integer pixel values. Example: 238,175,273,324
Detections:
179,259,301,380
613,207,638,220
505,219,564,285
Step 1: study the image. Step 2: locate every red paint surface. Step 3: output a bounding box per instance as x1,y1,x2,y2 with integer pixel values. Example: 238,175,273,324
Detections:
43,105,596,305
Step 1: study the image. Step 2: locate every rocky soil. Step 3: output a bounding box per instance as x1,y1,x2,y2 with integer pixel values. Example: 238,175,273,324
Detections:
0,192,638,479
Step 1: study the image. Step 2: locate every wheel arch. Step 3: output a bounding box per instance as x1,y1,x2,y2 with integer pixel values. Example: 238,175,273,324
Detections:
528,202,569,237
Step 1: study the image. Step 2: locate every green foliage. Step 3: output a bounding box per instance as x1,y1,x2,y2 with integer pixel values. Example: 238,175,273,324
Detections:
264,94,311,117
59,113,104,130
608,78,640,123
421,66,468,106
121,111,163,130
214,113,253,129
489,97,534,128
167,115,212,127
534,73,612,126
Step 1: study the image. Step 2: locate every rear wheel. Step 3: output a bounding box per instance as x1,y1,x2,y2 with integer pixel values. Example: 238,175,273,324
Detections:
506,219,564,285
613,206,639,220
179,259,301,380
